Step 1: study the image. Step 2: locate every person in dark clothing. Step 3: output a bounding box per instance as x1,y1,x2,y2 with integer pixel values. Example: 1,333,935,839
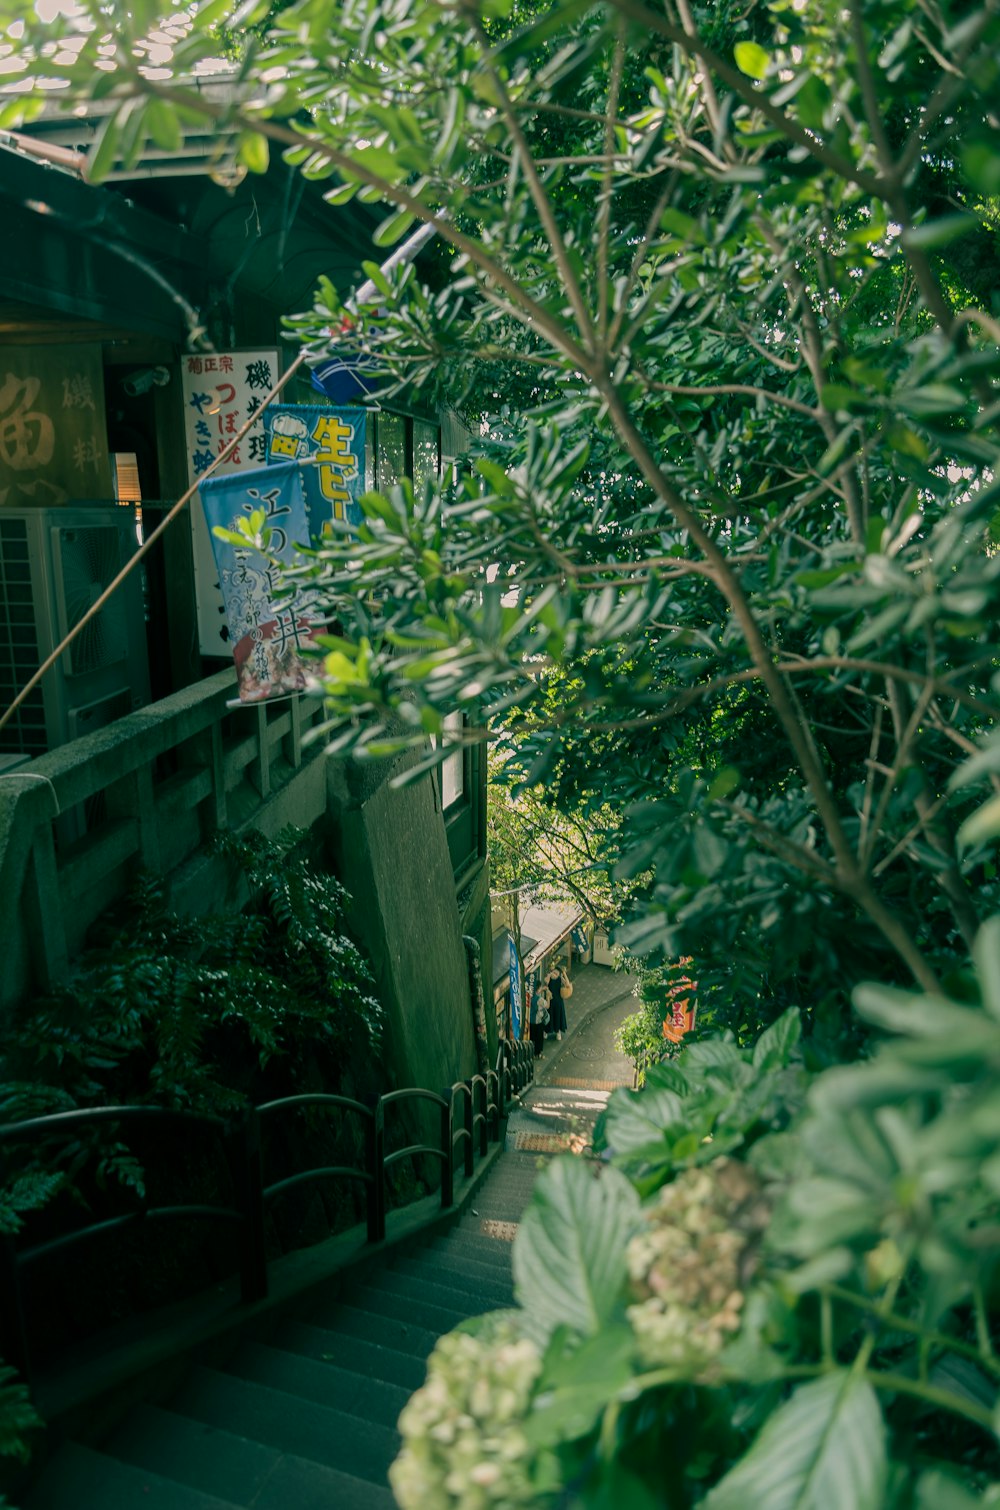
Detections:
545,962,569,1039
529,980,550,1058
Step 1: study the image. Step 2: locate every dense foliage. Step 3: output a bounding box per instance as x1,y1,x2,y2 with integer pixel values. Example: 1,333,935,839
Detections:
0,1361,40,1507
4,0,1000,1500
396,969,1000,1507
0,829,382,1232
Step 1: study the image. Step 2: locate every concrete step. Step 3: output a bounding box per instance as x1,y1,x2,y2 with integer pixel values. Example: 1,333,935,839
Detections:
422,1230,517,1270
27,1440,242,1510
482,1164,548,1185
169,1366,399,1486
344,1284,474,1333
300,1301,440,1360
477,1174,539,1194
108,1403,394,1509
381,1262,513,1313
223,1340,410,1430
277,1320,427,1391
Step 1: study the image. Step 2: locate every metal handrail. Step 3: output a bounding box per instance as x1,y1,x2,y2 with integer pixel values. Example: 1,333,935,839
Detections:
0,1038,533,1389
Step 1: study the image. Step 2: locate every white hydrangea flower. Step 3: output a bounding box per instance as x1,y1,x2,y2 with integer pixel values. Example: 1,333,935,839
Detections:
390,1315,558,1509
625,1158,769,1379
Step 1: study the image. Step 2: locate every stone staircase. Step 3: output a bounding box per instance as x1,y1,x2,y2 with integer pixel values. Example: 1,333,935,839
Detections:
25,1127,557,1510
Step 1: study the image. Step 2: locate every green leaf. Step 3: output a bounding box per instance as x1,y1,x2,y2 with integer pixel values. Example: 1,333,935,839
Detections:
947,733,1000,791
373,206,418,247
86,107,124,185
753,1008,802,1070
901,214,978,249
974,917,1000,1022
659,208,705,244
145,99,182,153
734,41,771,80
820,384,862,413
703,1370,887,1510
512,1157,640,1341
523,1323,635,1446
852,985,1000,1061
237,130,270,175
602,1083,687,1157
958,795,1000,852
916,1468,999,1509
962,140,1000,197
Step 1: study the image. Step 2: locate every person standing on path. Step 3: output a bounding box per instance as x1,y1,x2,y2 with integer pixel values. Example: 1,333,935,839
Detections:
545,960,569,1040
529,978,551,1058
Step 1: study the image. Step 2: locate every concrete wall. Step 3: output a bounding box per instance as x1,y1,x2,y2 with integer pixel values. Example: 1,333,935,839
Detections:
326,752,478,1094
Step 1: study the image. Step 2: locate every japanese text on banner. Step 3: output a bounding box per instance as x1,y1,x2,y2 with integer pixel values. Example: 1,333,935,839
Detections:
263,404,367,535
199,460,320,704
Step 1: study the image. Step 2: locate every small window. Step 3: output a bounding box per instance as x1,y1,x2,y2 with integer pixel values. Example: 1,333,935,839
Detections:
413,420,439,488
376,413,406,490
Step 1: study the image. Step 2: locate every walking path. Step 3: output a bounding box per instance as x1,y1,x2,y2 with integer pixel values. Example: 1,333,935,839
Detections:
483,963,636,1242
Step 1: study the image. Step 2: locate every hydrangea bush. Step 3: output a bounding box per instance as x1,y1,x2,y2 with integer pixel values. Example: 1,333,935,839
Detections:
389,975,1000,1507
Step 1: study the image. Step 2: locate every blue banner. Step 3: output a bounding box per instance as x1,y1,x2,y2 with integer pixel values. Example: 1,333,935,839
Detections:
572,923,589,952
262,405,367,534
508,935,522,1040
310,353,380,405
199,459,321,704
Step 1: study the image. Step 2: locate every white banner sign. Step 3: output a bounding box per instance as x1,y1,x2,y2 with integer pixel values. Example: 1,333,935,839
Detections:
181,350,279,657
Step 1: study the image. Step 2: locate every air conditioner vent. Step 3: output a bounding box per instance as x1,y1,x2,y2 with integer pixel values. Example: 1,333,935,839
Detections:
53,525,130,675
0,506,149,758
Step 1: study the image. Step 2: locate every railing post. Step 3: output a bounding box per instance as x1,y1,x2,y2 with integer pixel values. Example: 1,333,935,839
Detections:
231,1109,268,1303
487,1071,499,1140
477,1078,488,1157
463,1082,475,1178
366,1096,386,1243
440,1089,455,1210
0,1236,30,1390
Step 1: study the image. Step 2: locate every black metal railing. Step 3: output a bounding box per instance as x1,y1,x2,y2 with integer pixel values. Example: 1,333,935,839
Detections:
0,1038,535,1389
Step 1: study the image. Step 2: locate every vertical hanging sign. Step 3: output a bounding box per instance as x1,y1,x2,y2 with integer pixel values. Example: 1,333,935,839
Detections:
262,404,368,534
508,935,522,1041
198,459,320,704
181,350,279,657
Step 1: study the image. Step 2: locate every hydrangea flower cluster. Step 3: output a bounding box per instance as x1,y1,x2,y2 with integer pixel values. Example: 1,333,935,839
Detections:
625,1158,770,1379
389,1314,554,1509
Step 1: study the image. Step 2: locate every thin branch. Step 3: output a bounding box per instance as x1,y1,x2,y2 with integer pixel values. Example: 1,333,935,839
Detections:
858,702,883,858
646,380,822,421
604,0,887,198
470,19,597,355
597,20,627,353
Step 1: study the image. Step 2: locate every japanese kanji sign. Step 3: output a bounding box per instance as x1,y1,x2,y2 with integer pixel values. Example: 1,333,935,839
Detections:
662,959,698,1044
182,349,279,656
0,344,111,506
262,405,367,534
198,459,321,703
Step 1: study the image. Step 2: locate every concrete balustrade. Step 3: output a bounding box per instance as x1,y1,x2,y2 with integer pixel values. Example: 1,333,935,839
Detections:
0,671,329,1013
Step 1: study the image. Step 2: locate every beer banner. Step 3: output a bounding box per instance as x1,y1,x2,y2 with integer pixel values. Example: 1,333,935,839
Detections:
262,405,367,534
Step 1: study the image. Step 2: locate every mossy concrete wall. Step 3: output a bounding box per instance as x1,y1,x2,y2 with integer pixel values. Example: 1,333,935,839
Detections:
325,752,477,1095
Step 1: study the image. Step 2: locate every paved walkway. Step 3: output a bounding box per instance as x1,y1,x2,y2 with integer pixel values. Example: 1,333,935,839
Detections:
504,963,637,1165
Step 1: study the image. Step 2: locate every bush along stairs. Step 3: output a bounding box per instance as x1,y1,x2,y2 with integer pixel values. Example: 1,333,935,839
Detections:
22,1090,599,1510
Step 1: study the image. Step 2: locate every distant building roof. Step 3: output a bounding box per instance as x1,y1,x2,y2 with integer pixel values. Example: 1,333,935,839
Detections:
519,900,583,970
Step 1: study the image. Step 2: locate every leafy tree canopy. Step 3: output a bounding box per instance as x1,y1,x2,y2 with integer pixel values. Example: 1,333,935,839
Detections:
4,0,1000,1035
6,3,1000,1500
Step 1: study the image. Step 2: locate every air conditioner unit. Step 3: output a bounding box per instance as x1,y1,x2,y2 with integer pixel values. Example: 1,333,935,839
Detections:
0,505,151,758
